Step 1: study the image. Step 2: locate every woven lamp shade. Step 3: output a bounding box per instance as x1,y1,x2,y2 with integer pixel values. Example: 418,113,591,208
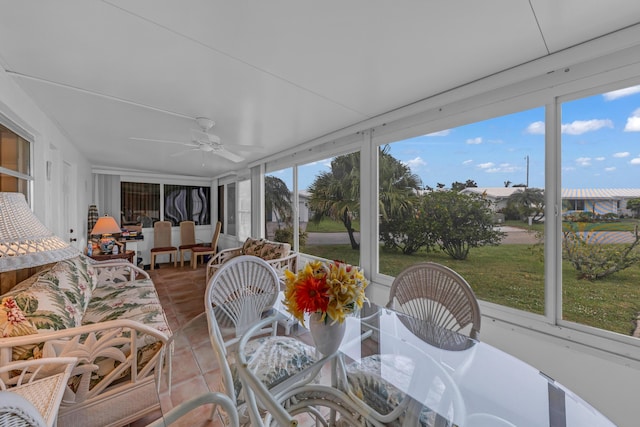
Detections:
0,192,78,272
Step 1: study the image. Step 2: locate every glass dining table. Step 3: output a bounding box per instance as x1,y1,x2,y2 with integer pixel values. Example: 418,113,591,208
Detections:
157,300,616,427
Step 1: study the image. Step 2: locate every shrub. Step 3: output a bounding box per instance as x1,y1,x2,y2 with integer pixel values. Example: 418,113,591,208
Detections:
563,223,640,280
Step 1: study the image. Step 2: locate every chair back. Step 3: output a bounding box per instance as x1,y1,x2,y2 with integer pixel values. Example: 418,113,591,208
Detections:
153,221,173,248
210,221,222,250
179,221,196,246
0,392,47,427
204,255,280,403
387,262,481,339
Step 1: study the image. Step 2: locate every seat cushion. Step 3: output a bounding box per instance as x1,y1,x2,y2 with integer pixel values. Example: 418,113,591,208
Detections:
151,246,177,252
347,354,436,426
231,336,317,400
83,278,171,345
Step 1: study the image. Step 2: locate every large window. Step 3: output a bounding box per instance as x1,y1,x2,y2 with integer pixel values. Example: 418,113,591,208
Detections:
299,154,361,265
560,85,640,336
121,182,160,227
378,108,546,315
265,168,293,241
0,123,31,198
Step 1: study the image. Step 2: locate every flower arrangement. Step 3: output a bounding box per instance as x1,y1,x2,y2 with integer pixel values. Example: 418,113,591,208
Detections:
283,260,368,325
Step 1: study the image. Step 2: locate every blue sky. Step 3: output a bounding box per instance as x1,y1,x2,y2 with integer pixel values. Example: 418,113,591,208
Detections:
271,84,640,191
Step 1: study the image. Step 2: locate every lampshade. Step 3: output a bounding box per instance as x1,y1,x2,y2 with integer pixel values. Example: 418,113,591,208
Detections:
0,192,79,273
91,216,121,236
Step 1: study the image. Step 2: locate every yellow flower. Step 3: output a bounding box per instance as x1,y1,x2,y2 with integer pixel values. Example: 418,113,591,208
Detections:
282,260,368,325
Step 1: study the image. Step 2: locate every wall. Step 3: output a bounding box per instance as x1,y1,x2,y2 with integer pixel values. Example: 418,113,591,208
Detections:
0,67,92,249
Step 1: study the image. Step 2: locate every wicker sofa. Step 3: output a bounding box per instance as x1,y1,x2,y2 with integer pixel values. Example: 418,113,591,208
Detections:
205,237,298,283
0,255,171,427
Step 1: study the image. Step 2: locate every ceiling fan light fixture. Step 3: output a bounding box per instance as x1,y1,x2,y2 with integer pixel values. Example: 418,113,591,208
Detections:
195,117,215,131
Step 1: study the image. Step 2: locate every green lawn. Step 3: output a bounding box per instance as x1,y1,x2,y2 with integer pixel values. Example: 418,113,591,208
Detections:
505,218,640,233
302,242,640,336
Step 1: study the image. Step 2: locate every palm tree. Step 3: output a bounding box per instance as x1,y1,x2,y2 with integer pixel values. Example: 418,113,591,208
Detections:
308,146,421,250
265,175,292,232
308,153,361,249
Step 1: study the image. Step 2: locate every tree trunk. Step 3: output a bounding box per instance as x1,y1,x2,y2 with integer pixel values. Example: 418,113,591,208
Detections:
341,209,360,250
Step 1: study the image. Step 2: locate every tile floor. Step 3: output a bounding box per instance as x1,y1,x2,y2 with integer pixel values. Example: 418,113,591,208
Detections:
129,261,314,427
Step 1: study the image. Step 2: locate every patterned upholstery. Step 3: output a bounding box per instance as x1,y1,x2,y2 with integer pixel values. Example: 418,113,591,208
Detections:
0,255,170,373
230,335,317,401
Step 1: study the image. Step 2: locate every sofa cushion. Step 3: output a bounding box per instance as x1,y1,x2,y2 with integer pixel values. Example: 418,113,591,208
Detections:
0,296,38,338
83,278,171,345
38,255,96,313
3,277,83,332
241,237,267,257
259,241,290,261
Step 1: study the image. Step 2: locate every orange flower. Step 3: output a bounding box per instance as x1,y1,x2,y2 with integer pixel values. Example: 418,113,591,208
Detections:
295,275,329,314
283,260,368,325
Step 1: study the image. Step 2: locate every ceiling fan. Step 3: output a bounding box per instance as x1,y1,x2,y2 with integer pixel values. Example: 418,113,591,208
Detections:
130,117,259,163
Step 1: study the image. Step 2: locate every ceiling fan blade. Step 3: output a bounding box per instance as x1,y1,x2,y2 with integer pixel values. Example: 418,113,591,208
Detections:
130,137,193,147
214,148,244,163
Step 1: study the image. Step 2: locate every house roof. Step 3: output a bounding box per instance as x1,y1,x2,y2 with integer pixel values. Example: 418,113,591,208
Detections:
561,189,640,199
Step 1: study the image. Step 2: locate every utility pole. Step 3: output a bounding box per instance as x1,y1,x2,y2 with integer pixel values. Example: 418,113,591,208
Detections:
525,155,529,188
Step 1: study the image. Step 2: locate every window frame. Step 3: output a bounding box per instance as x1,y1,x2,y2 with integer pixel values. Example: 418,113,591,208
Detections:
0,118,33,201
254,65,640,362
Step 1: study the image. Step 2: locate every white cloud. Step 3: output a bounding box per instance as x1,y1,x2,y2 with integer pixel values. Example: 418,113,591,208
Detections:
486,163,519,173
561,119,613,135
462,159,473,165
466,137,482,145
631,158,640,165
603,85,640,100
613,151,630,158
405,157,426,169
624,108,640,132
575,157,591,166
425,129,451,137
594,157,605,161
477,162,495,169
525,121,545,135
604,167,616,172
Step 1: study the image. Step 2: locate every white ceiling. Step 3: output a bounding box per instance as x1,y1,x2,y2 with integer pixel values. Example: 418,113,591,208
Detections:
1,1,639,177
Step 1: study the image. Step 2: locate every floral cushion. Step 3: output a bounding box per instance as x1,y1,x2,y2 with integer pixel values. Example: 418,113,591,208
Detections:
347,354,436,427
259,241,290,261
37,255,96,313
230,336,317,400
241,238,267,257
3,277,83,331
0,296,38,338
82,278,171,345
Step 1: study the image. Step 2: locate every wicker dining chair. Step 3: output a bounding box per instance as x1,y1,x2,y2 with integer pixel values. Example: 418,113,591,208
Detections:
204,255,317,423
178,221,198,267
387,262,481,340
346,262,481,426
